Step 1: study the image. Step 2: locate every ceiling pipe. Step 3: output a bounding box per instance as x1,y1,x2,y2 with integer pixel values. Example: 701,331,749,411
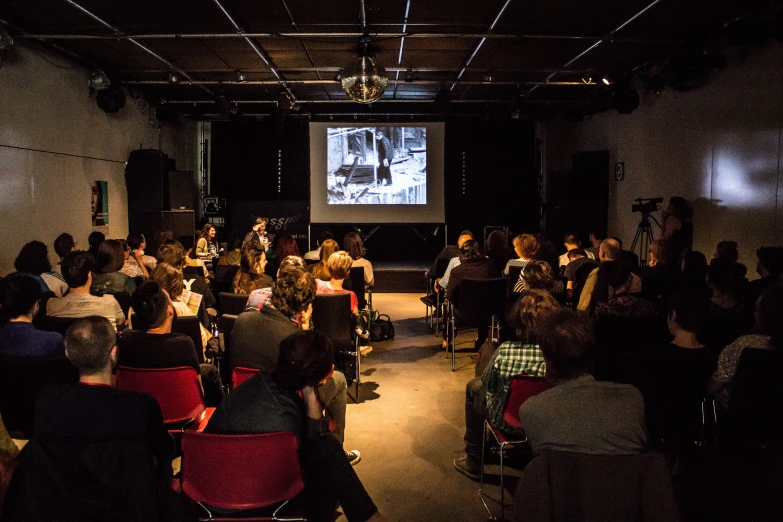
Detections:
279,0,329,98
360,0,367,31
209,0,297,101
393,0,413,99
163,99,568,104
123,79,589,86
0,18,97,69
61,0,214,97
14,32,680,44
526,0,663,96
450,0,513,90
119,67,596,74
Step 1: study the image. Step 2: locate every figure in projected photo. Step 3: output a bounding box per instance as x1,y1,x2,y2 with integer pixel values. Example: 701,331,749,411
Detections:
326,126,427,205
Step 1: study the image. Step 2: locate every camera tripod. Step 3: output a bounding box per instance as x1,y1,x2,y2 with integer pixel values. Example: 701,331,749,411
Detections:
631,213,659,267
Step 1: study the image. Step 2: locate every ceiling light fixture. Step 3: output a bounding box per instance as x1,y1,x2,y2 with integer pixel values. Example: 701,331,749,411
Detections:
581,73,593,84
483,72,494,84
404,68,415,83
341,34,388,104
167,71,180,84
602,74,613,86
89,70,111,91
235,70,247,83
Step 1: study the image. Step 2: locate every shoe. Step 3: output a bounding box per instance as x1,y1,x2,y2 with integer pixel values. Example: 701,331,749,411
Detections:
441,340,448,350
420,294,437,306
360,346,373,357
346,450,361,466
453,455,480,481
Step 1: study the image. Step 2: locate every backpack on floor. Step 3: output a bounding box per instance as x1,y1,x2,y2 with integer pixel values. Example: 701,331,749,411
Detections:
369,314,395,342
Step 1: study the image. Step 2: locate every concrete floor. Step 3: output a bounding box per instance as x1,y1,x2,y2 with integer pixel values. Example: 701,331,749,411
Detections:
339,293,507,522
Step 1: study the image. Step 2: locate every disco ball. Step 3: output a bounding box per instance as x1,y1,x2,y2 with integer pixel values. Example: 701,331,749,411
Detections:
341,55,388,104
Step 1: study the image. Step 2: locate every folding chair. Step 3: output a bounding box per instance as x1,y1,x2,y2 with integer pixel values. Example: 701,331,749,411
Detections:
446,277,506,371
312,293,361,403
32,315,79,336
181,431,306,521
346,266,373,331
423,257,451,333
480,374,551,521
218,313,238,387
219,292,250,316
232,366,260,389
115,366,213,431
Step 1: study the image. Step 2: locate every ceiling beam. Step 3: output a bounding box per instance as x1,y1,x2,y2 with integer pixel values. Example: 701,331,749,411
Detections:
118,67,596,74
162,99,571,104
393,0,413,99
123,79,592,86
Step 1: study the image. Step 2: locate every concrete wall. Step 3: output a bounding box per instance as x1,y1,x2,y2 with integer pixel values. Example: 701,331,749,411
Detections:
543,42,783,273
0,43,197,275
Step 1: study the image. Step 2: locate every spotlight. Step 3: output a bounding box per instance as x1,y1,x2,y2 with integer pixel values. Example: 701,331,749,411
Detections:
89,70,111,91
167,71,180,84
334,72,342,82
235,70,247,83
581,73,593,84
601,74,613,86
96,86,126,113
404,68,415,83
482,72,494,84
341,35,388,103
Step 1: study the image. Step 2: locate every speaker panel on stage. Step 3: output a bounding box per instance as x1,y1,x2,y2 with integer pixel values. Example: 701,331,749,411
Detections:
128,210,195,255
169,171,196,210
125,149,174,211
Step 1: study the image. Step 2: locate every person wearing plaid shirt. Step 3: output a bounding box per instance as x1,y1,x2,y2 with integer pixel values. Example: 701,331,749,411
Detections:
454,289,558,481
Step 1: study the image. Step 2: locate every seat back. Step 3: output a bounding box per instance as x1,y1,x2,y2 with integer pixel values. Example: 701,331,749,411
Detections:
218,313,237,383
572,262,599,305
32,315,79,336
172,315,204,362
181,431,304,511
729,348,783,444
115,366,205,424
349,267,366,310
232,366,260,389
112,292,133,317
507,265,524,300
0,355,78,437
502,375,552,430
434,257,452,279
455,278,507,326
219,292,249,315
312,293,353,353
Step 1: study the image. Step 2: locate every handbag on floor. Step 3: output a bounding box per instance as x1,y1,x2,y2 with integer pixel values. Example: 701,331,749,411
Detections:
369,314,395,342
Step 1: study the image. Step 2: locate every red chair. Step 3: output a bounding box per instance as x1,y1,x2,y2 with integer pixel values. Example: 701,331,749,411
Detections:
115,366,212,430
232,366,260,389
480,374,552,521
180,431,306,521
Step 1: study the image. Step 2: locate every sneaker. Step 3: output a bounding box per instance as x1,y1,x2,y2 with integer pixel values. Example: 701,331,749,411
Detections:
360,346,373,357
346,450,362,466
453,455,480,481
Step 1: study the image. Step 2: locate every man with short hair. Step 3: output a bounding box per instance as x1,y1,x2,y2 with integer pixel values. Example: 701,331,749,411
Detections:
45,251,126,329
519,309,649,455
577,238,643,311
2,316,179,520
52,233,76,275
243,218,270,251
231,267,360,465
559,232,595,268
436,233,476,292
0,274,64,357
563,248,598,300
304,231,334,261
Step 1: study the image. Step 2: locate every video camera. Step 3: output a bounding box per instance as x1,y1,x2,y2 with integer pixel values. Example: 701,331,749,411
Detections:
632,197,663,214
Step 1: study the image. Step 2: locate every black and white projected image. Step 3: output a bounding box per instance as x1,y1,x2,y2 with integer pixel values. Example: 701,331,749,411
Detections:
326,127,427,205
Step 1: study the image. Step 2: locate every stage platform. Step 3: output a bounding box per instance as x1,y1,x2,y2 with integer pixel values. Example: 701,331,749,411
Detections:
372,261,429,293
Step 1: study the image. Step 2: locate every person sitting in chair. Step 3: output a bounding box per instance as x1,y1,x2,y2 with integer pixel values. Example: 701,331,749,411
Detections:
0,274,64,358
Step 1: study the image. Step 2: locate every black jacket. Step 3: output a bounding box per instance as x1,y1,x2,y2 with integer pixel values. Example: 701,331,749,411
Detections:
446,257,500,306
230,307,297,373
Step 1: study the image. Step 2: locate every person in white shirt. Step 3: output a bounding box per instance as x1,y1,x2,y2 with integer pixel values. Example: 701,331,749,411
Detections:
46,251,126,329
436,233,474,292
559,232,595,268
304,231,334,261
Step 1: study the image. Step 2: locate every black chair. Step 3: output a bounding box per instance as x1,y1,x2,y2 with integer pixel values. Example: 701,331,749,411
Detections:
312,293,361,402
213,265,240,295
305,258,320,266
218,313,237,387
571,262,598,308
219,292,249,316
446,277,506,372
0,355,79,437
172,315,205,363
726,348,783,446
32,315,80,336
112,292,133,318
423,258,452,333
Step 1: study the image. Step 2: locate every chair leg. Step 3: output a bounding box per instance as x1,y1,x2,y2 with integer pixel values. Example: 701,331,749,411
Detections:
272,498,307,521
196,501,214,521
355,337,361,404
451,308,456,372
500,441,506,522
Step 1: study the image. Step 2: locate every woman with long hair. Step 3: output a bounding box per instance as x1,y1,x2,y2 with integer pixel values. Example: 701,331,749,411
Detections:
233,244,273,294
309,239,339,281
150,262,211,354
661,196,693,260
343,232,374,287
90,240,136,295
196,224,218,259
13,241,68,297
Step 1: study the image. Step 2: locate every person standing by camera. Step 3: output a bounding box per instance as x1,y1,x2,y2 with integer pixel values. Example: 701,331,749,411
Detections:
661,197,693,261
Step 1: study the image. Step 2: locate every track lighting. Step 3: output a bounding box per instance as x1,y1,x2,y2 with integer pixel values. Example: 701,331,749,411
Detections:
235,70,247,83
167,71,180,84
602,74,613,86
581,73,593,84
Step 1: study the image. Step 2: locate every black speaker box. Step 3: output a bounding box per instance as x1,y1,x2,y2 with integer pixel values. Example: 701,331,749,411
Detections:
128,210,195,255
125,149,175,211
169,171,196,211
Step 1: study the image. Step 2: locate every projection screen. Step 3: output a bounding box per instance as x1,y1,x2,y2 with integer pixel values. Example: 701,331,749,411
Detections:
309,122,445,223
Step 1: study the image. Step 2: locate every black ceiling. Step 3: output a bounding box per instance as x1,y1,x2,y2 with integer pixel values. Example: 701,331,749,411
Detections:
2,0,780,117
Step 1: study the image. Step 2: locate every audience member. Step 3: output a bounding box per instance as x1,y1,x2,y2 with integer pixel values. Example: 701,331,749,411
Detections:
52,233,75,275
532,235,561,277
0,274,64,357
435,233,474,291
485,230,516,275
444,239,499,350
590,260,655,318
267,234,301,275
232,244,273,294
154,230,174,249
344,232,374,288
309,238,339,281
612,236,641,274
13,241,68,297
157,240,216,320
2,317,180,521
243,217,270,251
205,331,384,522
46,251,125,329
586,229,604,258
681,250,709,296
503,233,538,276
231,268,357,463
513,260,562,298
577,238,642,311
563,248,598,300
454,290,558,480
640,239,682,302
126,233,156,271
304,231,334,261
196,223,218,259
320,251,372,355
427,231,472,281
661,196,693,260
120,234,150,279
244,256,329,313
519,309,649,455
91,239,137,296
707,283,783,410
218,232,243,267
702,258,753,348
746,247,783,308
118,282,223,406
150,263,211,354
559,232,594,268
178,235,209,279
87,231,105,259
